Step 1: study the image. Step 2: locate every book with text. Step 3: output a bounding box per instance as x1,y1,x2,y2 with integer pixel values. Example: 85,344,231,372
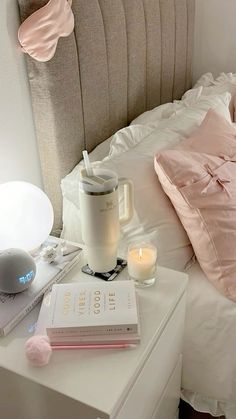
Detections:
0,237,82,336
43,280,140,346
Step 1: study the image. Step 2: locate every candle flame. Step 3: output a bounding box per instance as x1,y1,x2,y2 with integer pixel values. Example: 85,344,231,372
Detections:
139,248,143,260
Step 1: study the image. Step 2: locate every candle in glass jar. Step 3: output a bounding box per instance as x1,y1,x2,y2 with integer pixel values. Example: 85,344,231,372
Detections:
127,243,157,287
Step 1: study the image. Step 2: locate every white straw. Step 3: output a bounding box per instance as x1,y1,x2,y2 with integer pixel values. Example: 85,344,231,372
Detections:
82,150,94,176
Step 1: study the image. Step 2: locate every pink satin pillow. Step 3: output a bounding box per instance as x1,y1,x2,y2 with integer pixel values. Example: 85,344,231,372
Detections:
18,0,74,62
155,109,236,301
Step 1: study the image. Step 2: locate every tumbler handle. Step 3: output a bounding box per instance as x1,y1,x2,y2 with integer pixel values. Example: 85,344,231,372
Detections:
118,178,134,225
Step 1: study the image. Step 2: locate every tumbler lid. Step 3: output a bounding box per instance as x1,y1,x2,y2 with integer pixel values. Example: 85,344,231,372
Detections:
79,167,118,194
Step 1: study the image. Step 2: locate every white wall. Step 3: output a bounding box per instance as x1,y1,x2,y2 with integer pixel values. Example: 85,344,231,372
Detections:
0,0,42,187
193,0,236,82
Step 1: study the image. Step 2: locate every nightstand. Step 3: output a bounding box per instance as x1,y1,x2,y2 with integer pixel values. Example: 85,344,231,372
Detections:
0,255,188,419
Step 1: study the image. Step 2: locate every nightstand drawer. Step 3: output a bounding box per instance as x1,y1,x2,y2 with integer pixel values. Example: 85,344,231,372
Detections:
114,294,185,419
151,356,182,419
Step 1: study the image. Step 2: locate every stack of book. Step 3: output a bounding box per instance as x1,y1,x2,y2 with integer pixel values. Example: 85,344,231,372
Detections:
36,280,140,348
0,237,82,336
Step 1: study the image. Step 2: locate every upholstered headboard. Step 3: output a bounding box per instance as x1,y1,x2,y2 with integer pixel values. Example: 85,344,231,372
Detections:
18,0,195,231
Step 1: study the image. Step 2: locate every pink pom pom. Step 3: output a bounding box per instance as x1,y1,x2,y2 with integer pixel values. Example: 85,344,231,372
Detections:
25,335,52,366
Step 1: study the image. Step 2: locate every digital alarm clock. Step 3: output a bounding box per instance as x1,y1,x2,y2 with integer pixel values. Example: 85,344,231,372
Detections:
0,248,36,294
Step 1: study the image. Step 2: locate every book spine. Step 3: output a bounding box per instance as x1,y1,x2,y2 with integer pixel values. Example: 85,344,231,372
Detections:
52,343,137,350
47,323,138,338
1,294,46,336
49,336,140,346
1,253,81,336
52,343,136,350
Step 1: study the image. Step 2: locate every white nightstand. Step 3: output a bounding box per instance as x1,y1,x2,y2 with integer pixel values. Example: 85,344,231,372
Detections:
0,254,188,419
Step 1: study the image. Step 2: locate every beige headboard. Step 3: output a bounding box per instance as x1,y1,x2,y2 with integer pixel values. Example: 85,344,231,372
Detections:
18,0,195,232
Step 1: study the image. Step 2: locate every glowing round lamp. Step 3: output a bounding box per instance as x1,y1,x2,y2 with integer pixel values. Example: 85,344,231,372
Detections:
0,181,54,252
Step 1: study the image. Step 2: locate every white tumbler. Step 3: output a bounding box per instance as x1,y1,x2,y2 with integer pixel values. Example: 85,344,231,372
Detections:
79,167,134,272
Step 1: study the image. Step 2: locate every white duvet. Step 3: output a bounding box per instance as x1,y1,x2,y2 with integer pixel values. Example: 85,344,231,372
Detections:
61,74,236,418
182,262,236,418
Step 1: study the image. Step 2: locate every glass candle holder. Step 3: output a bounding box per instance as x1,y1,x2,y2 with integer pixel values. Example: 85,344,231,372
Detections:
127,242,157,287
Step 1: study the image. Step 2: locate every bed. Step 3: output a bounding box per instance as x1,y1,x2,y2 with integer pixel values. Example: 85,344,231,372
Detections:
18,1,236,418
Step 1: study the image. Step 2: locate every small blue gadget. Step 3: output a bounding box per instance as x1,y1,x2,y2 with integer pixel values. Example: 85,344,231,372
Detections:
0,248,36,294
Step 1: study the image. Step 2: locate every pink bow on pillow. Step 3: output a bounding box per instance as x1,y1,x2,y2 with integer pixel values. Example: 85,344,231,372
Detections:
18,0,74,62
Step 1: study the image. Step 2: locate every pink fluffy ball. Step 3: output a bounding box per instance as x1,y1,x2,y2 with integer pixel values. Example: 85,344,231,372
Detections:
25,335,52,366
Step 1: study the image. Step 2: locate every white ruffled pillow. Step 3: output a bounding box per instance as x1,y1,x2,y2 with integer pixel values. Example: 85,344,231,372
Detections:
61,91,231,271
185,72,236,121
106,91,231,159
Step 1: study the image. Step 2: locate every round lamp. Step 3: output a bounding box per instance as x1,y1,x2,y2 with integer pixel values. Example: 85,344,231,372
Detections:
0,181,54,251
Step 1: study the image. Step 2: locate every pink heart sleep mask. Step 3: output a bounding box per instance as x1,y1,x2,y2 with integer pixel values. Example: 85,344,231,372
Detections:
18,0,74,62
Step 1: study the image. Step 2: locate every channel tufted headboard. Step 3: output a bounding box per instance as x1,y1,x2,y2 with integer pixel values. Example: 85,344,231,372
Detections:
18,0,195,231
